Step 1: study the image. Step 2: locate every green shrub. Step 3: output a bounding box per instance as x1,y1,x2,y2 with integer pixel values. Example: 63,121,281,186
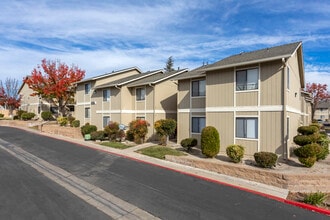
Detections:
298,156,317,168
81,123,97,135
16,110,27,119
226,145,245,163
303,192,327,206
294,143,322,158
154,119,177,145
0,113,4,118
57,116,68,126
309,123,321,131
41,111,52,121
104,121,120,141
126,129,134,141
67,115,75,126
71,120,80,128
297,125,319,135
180,138,198,152
201,126,220,158
90,130,106,141
21,112,35,120
316,134,330,160
254,152,278,168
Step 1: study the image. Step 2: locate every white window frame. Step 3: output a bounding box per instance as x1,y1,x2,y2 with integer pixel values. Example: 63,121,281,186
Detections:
103,116,110,128
85,83,91,94
103,89,110,102
236,68,258,91
191,116,206,133
136,87,146,101
191,79,206,97
85,107,90,118
236,117,258,139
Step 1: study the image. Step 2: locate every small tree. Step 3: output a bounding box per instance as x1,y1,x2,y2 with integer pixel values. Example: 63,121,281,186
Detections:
201,126,220,158
127,119,150,144
164,56,174,72
0,78,21,116
154,119,177,145
305,83,330,121
24,59,85,117
104,121,120,141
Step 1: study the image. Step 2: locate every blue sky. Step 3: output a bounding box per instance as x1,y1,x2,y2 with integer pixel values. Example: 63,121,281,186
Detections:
0,0,329,87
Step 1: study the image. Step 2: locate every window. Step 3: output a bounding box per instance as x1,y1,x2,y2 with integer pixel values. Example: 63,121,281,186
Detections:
287,66,290,90
103,89,110,101
236,68,258,91
192,117,206,133
85,83,91,94
136,88,145,101
85,107,90,118
236,118,258,139
136,116,145,120
103,116,110,128
192,79,206,97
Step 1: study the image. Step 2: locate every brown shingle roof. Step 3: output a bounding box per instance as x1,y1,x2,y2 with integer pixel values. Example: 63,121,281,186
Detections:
204,41,302,71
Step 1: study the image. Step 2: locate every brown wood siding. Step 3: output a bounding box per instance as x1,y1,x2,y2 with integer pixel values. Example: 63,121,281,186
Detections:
287,55,303,111
236,91,258,106
235,139,258,155
260,61,283,106
260,111,283,154
154,81,177,111
178,79,190,109
177,112,190,143
207,68,234,107
191,97,205,108
207,112,234,154
146,86,154,110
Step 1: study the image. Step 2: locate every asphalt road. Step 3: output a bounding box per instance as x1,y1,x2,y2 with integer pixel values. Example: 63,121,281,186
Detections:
0,126,328,220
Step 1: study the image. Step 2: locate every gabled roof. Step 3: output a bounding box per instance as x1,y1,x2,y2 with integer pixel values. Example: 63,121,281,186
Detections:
95,69,163,89
77,66,142,84
127,69,188,87
204,41,302,71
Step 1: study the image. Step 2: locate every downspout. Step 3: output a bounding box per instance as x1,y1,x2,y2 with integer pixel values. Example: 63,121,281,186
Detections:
114,85,121,124
282,58,288,159
149,83,155,139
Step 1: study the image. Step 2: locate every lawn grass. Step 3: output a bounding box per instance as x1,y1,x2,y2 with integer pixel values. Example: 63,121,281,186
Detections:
100,141,133,149
137,145,186,159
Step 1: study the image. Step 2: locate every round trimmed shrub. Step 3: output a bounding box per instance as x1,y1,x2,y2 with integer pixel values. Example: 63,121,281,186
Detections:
21,112,35,120
297,125,319,135
41,111,52,121
298,156,317,168
71,120,80,128
226,145,244,163
201,126,220,158
294,143,322,158
180,138,197,152
57,116,68,126
0,113,4,118
254,152,278,168
90,130,106,141
81,123,97,135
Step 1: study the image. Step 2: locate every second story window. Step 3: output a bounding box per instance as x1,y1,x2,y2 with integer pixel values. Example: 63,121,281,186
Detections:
136,88,145,101
103,89,110,102
236,68,258,91
85,83,91,94
85,107,90,118
192,79,206,97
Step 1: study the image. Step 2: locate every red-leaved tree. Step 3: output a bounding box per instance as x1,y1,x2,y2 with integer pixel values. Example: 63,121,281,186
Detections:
24,59,85,117
305,83,330,120
0,78,21,116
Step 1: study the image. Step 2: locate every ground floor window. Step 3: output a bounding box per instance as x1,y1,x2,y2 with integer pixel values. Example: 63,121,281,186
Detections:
103,116,110,128
236,117,258,139
192,117,206,133
85,107,90,118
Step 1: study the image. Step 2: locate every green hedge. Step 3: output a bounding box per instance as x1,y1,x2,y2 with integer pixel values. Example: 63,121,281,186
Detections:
254,152,278,168
226,144,244,163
